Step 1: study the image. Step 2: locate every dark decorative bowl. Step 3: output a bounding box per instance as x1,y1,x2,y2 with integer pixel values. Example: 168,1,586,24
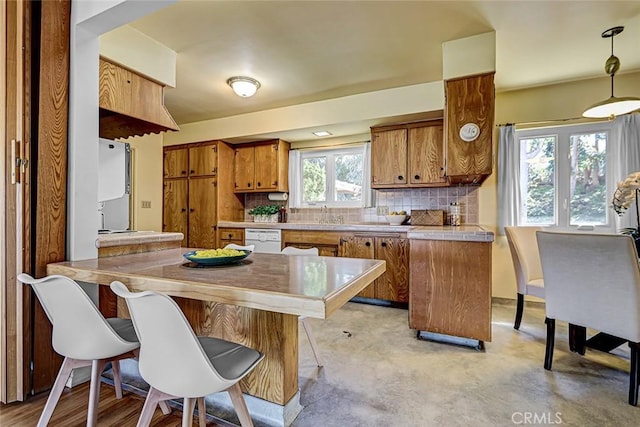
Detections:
183,250,251,266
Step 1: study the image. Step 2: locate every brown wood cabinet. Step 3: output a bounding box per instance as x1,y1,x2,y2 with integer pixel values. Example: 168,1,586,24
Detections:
163,141,243,248
218,227,245,248
444,72,495,185
233,139,290,193
409,239,492,342
338,234,409,303
281,230,340,257
371,120,447,188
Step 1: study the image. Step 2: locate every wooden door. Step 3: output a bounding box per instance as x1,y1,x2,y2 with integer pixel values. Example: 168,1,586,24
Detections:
254,142,278,191
408,124,447,186
163,179,188,246
374,237,409,302
188,177,217,248
338,236,375,298
189,143,217,177
371,129,407,187
163,147,188,178
234,145,255,191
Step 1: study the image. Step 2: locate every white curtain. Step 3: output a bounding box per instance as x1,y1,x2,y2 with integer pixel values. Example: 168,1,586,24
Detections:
497,124,520,234
362,141,373,207
288,150,302,208
611,113,640,230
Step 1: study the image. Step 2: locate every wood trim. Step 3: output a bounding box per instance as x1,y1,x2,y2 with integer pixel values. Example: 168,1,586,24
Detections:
1,0,9,403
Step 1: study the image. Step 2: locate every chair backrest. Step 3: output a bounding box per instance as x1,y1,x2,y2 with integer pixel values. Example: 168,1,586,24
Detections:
505,226,544,293
536,231,640,342
110,281,237,397
281,246,319,256
224,243,255,252
17,273,138,359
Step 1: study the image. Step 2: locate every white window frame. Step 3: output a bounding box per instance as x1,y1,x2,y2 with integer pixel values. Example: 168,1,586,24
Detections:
298,145,365,208
516,122,614,232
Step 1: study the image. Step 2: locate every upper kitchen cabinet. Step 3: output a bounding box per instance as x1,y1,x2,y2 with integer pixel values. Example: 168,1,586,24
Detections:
163,147,188,179
444,72,495,185
371,120,447,188
99,57,179,140
233,139,290,193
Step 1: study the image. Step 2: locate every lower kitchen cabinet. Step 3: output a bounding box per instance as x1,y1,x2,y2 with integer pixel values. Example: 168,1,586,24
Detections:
218,227,244,247
338,235,409,303
281,230,340,257
187,177,217,248
409,239,492,342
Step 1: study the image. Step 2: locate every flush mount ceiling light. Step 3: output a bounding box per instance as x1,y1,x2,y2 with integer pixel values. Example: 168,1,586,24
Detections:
313,130,332,137
226,76,261,98
583,26,640,119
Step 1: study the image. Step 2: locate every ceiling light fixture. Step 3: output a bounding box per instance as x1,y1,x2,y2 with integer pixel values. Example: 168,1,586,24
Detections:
313,131,332,137
582,26,640,119
226,76,261,98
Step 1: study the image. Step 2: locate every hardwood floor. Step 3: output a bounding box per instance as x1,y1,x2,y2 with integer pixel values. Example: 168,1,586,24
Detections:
0,381,222,426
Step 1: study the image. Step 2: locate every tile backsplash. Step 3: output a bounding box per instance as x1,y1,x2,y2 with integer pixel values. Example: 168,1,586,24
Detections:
244,187,479,225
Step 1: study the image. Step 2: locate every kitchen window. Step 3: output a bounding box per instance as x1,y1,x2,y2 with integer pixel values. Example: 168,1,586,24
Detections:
290,144,369,208
516,122,613,230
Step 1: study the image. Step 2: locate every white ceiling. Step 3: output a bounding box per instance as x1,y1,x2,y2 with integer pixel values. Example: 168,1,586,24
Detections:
126,0,640,141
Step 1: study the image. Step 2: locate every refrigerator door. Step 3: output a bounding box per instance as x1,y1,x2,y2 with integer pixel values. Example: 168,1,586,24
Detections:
98,138,130,202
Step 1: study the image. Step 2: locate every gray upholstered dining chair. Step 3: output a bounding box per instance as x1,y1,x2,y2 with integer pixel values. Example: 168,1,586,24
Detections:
17,273,140,427
505,226,545,329
536,231,640,406
110,281,264,426
281,246,323,366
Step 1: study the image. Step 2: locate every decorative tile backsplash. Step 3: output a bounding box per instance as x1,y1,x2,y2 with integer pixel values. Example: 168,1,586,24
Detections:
244,187,479,225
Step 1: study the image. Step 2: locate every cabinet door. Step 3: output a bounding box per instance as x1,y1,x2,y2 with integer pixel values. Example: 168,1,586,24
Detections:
163,148,188,179
189,143,218,177
163,179,188,246
254,143,279,191
338,236,376,298
371,129,407,186
374,237,409,302
408,125,447,186
234,145,255,191
188,177,217,248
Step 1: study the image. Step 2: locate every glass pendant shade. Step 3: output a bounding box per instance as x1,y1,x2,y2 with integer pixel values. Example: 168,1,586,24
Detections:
227,76,260,97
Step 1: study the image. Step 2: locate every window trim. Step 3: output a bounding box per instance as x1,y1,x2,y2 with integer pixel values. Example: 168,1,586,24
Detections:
516,122,614,232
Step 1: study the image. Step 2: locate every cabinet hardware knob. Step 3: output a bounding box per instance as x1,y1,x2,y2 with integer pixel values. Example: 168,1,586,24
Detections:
181,171,187,175
190,208,195,212
228,234,232,238
190,170,195,174
414,175,420,180
365,241,371,247
181,208,186,212
257,182,261,187
398,175,404,180
247,183,251,187
381,242,387,247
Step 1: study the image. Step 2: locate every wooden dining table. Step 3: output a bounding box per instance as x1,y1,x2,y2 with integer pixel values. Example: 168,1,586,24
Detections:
47,248,385,425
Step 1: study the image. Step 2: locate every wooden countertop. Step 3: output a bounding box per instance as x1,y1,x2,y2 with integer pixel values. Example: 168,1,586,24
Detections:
218,221,494,242
47,248,386,319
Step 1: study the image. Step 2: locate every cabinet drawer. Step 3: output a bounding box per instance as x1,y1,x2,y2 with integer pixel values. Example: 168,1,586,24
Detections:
219,228,244,241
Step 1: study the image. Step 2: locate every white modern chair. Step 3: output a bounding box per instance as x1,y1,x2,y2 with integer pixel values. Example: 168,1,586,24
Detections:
110,281,264,427
505,226,545,329
537,231,640,406
223,243,255,252
281,246,323,367
17,274,140,427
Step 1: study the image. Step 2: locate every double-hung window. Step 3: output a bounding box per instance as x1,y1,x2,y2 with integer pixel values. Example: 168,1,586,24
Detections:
298,145,365,207
517,122,613,230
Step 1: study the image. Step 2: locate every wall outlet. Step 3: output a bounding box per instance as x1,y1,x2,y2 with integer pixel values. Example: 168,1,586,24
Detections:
141,200,151,209
376,206,389,215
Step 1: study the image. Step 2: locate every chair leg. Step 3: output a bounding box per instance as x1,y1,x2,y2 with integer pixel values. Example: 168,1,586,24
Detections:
37,357,85,427
87,359,108,427
514,293,524,330
569,324,586,355
112,360,123,399
544,317,555,370
300,317,323,367
227,382,254,427
197,397,207,427
137,387,175,427
182,397,196,427
159,400,172,415
629,341,640,406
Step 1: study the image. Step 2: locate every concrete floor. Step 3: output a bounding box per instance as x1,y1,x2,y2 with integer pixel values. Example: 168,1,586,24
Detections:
286,300,638,427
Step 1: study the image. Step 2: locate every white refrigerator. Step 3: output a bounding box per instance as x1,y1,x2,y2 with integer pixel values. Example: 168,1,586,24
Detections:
98,138,131,231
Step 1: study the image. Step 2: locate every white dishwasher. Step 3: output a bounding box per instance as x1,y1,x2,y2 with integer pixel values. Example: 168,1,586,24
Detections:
244,229,282,253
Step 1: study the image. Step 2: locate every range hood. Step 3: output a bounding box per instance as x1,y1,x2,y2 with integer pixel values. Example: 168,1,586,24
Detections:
99,58,179,140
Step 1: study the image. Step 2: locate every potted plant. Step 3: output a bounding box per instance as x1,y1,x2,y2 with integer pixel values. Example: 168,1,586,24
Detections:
249,204,280,223
612,171,640,254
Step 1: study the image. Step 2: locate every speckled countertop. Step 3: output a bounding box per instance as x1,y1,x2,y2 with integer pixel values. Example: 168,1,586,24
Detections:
217,221,494,242
95,231,184,248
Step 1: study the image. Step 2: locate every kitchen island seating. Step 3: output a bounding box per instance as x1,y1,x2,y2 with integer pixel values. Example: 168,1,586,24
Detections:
536,231,640,405
17,273,140,427
281,246,323,367
505,226,545,329
110,281,264,427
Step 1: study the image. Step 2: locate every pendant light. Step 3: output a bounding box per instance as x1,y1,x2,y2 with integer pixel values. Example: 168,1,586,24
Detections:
227,76,261,98
583,26,640,119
